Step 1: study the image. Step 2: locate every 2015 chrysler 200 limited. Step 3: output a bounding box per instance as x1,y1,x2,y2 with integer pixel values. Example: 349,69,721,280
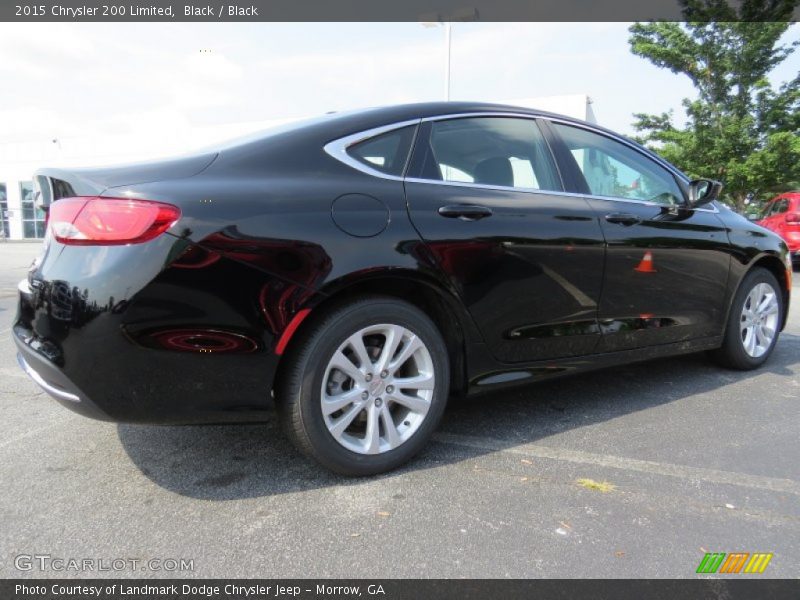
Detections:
14,103,792,475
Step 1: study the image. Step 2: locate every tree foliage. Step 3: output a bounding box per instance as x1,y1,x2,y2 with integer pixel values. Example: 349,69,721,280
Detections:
628,1,800,211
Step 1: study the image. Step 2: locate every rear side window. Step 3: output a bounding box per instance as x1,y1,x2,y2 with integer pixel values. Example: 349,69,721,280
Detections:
419,117,562,192
347,125,417,177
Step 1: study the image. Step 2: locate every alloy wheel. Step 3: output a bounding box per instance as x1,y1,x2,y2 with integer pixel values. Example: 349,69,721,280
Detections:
320,324,435,455
739,282,780,358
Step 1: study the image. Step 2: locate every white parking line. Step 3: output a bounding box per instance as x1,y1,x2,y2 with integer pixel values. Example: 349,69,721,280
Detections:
434,431,800,496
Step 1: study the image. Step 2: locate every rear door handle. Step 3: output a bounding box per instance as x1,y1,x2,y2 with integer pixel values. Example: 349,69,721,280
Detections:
438,204,493,221
605,212,641,226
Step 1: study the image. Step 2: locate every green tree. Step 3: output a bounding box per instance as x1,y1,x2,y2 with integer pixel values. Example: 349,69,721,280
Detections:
628,1,800,212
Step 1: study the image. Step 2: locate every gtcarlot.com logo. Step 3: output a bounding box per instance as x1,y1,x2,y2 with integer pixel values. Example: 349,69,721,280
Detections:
14,554,194,572
696,552,773,574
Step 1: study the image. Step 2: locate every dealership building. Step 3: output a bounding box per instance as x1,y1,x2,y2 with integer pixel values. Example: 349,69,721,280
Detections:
0,95,596,241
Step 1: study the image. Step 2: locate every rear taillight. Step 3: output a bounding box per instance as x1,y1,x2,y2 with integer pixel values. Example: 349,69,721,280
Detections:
785,212,800,224
49,196,181,245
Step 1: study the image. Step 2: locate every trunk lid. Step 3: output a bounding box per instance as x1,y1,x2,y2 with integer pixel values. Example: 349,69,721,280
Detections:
34,152,218,203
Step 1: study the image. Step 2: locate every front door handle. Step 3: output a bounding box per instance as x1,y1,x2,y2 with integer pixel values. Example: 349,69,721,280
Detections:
605,212,641,226
438,204,493,221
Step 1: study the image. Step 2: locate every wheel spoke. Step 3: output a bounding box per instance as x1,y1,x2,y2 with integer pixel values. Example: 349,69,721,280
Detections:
329,350,365,387
387,390,430,414
389,335,423,372
328,403,363,439
347,333,373,370
755,326,766,349
322,388,362,416
745,327,757,356
363,406,381,454
757,292,775,314
762,298,779,317
393,372,435,391
380,405,401,448
376,325,404,372
746,288,758,310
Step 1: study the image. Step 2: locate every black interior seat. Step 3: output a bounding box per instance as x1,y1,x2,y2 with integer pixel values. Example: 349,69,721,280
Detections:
474,157,514,187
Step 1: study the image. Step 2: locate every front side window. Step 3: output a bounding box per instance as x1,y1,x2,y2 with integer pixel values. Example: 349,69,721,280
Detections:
346,125,417,177
551,123,684,206
420,117,562,192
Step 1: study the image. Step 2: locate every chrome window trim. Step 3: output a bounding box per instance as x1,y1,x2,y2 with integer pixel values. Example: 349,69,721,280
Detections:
404,177,575,199
323,110,718,213
323,118,421,181
404,177,718,212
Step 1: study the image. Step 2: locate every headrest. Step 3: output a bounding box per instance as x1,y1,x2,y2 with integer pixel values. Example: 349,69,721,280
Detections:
474,157,513,187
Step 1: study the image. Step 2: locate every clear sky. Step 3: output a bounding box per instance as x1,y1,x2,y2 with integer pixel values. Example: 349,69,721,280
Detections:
0,22,797,144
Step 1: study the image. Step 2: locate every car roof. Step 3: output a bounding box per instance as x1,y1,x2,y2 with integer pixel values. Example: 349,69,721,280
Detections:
324,100,605,133
217,101,686,182
234,101,620,147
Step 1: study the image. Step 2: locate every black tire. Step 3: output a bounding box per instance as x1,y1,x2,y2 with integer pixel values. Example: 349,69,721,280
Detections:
276,296,450,476
710,267,783,370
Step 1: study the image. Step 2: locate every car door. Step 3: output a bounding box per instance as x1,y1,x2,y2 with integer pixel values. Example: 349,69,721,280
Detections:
546,120,732,352
404,115,606,363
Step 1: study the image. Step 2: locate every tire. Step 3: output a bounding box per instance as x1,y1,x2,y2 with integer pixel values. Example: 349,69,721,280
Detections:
276,296,450,476
710,267,783,370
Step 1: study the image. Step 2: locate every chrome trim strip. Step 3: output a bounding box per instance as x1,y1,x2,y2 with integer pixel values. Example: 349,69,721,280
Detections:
17,353,80,403
404,177,578,199
404,178,718,212
584,192,720,213
323,118,421,181
324,110,718,212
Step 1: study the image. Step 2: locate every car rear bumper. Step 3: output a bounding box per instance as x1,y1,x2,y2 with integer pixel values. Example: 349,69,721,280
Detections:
12,237,285,424
15,337,113,421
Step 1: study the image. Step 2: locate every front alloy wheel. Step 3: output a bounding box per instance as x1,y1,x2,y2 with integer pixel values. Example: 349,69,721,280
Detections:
277,297,450,475
739,282,780,358
711,267,783,370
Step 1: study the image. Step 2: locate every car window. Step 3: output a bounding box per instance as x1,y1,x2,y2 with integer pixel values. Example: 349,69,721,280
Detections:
347,125,417,176
774,199,790,214
550,123,684,206
421,117,562,192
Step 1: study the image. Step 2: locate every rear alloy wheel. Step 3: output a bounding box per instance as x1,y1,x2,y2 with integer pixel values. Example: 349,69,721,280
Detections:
711,268,783,370
277,297,449,475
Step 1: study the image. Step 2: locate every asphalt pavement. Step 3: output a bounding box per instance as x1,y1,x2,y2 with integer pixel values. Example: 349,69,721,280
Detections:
0,241,798,578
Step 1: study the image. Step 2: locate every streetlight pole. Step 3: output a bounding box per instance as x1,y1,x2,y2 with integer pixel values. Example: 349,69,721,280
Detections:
421,9,477,102
444,22,451,101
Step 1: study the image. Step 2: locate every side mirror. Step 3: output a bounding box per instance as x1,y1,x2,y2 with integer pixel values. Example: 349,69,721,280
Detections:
688,179,723,208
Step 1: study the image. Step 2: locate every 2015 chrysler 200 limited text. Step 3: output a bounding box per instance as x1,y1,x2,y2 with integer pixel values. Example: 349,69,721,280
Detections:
14,103,793,475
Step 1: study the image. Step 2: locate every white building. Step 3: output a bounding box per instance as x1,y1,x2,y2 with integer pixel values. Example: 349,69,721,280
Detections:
0,95,596,241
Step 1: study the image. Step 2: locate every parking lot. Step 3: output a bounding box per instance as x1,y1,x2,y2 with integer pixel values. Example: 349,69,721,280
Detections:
0,241,798,578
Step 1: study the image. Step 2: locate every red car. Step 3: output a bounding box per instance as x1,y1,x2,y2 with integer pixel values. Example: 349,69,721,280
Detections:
758,192,800,267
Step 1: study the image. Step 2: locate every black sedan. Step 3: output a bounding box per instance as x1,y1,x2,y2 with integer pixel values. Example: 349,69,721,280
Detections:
14,102,792,475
